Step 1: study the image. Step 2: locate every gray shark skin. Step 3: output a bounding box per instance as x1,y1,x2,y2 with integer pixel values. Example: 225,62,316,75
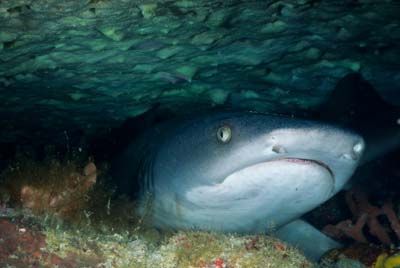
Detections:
111,74,400,261
113,111,365,259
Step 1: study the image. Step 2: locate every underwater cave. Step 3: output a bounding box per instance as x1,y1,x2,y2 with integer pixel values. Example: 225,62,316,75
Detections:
0,0,400,267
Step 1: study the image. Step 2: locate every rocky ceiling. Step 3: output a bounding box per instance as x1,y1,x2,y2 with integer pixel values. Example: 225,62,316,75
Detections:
0,0,399,147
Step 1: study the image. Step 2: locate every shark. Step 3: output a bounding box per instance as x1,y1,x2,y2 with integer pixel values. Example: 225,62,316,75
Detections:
112,73,400,261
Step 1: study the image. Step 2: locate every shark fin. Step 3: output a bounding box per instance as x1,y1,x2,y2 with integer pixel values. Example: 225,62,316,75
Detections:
275,219,342,261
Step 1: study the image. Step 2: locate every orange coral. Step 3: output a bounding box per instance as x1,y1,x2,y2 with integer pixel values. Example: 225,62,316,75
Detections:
323,189,400,246
20,162,97,218
3,159,97,220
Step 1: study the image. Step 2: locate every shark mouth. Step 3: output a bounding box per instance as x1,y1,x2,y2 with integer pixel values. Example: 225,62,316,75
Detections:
277,157,334,178
215,157,335,186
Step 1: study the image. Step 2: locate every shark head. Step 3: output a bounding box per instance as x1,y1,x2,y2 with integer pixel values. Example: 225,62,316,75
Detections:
140,112,365,232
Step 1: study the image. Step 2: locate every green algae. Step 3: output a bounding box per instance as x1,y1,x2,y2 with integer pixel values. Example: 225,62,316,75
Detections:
175,65,198,81
191,31,223,46
139,4,158,19
98,26,125,42
261,20,288,34
156,46,183,59
208,89,230,105
44,223,312,268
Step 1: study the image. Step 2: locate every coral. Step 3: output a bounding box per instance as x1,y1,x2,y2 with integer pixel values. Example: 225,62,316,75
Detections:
1,158,97,220
245,235,261,250
0,156,311,267
44,222,312,268
321,243,384,267
214,257,225,268
323,189,400,246
167,231,310,268
0,218,81,267
374,253,400,268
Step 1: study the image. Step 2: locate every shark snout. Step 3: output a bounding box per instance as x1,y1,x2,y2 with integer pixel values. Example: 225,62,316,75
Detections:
341,139,365,161
264,129,365,165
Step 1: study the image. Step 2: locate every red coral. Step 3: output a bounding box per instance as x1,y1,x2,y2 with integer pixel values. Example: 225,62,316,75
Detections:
0,219,77,267
214,257,225,268
323,189,400,245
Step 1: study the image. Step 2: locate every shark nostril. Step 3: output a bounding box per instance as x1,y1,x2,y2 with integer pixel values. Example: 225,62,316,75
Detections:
272,145,287,154
341,153,355,160
341,141,364,161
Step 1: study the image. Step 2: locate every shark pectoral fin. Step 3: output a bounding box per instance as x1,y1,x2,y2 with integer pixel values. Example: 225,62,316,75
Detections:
275,219,342,261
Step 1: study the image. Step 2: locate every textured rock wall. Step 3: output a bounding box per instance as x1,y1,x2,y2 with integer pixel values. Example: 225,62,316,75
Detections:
0,0,399,145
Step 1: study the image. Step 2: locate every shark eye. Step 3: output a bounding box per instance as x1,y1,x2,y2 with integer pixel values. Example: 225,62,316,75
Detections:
217,126,232,143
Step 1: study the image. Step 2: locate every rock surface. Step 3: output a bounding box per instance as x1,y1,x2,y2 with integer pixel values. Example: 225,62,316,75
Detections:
0,0,399,144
